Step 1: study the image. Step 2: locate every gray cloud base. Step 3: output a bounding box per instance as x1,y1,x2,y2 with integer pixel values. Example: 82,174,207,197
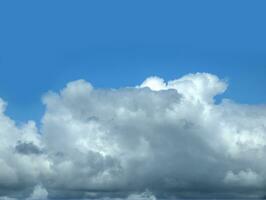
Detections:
0,73,266,199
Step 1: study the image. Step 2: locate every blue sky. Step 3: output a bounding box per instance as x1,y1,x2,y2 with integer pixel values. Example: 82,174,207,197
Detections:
0,0,266,123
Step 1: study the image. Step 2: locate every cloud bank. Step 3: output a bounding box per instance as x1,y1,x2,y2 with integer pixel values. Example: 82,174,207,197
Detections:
0,73,266,199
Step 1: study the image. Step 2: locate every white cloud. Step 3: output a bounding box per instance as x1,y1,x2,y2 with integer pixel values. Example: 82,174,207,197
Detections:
224,169,262,187
0,73,266,199
138,76,166,91
126,190,156,200
26,185,48,200
139,73,227,104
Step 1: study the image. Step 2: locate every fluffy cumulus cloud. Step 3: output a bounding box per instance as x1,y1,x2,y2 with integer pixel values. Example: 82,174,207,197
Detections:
0,73,266,199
